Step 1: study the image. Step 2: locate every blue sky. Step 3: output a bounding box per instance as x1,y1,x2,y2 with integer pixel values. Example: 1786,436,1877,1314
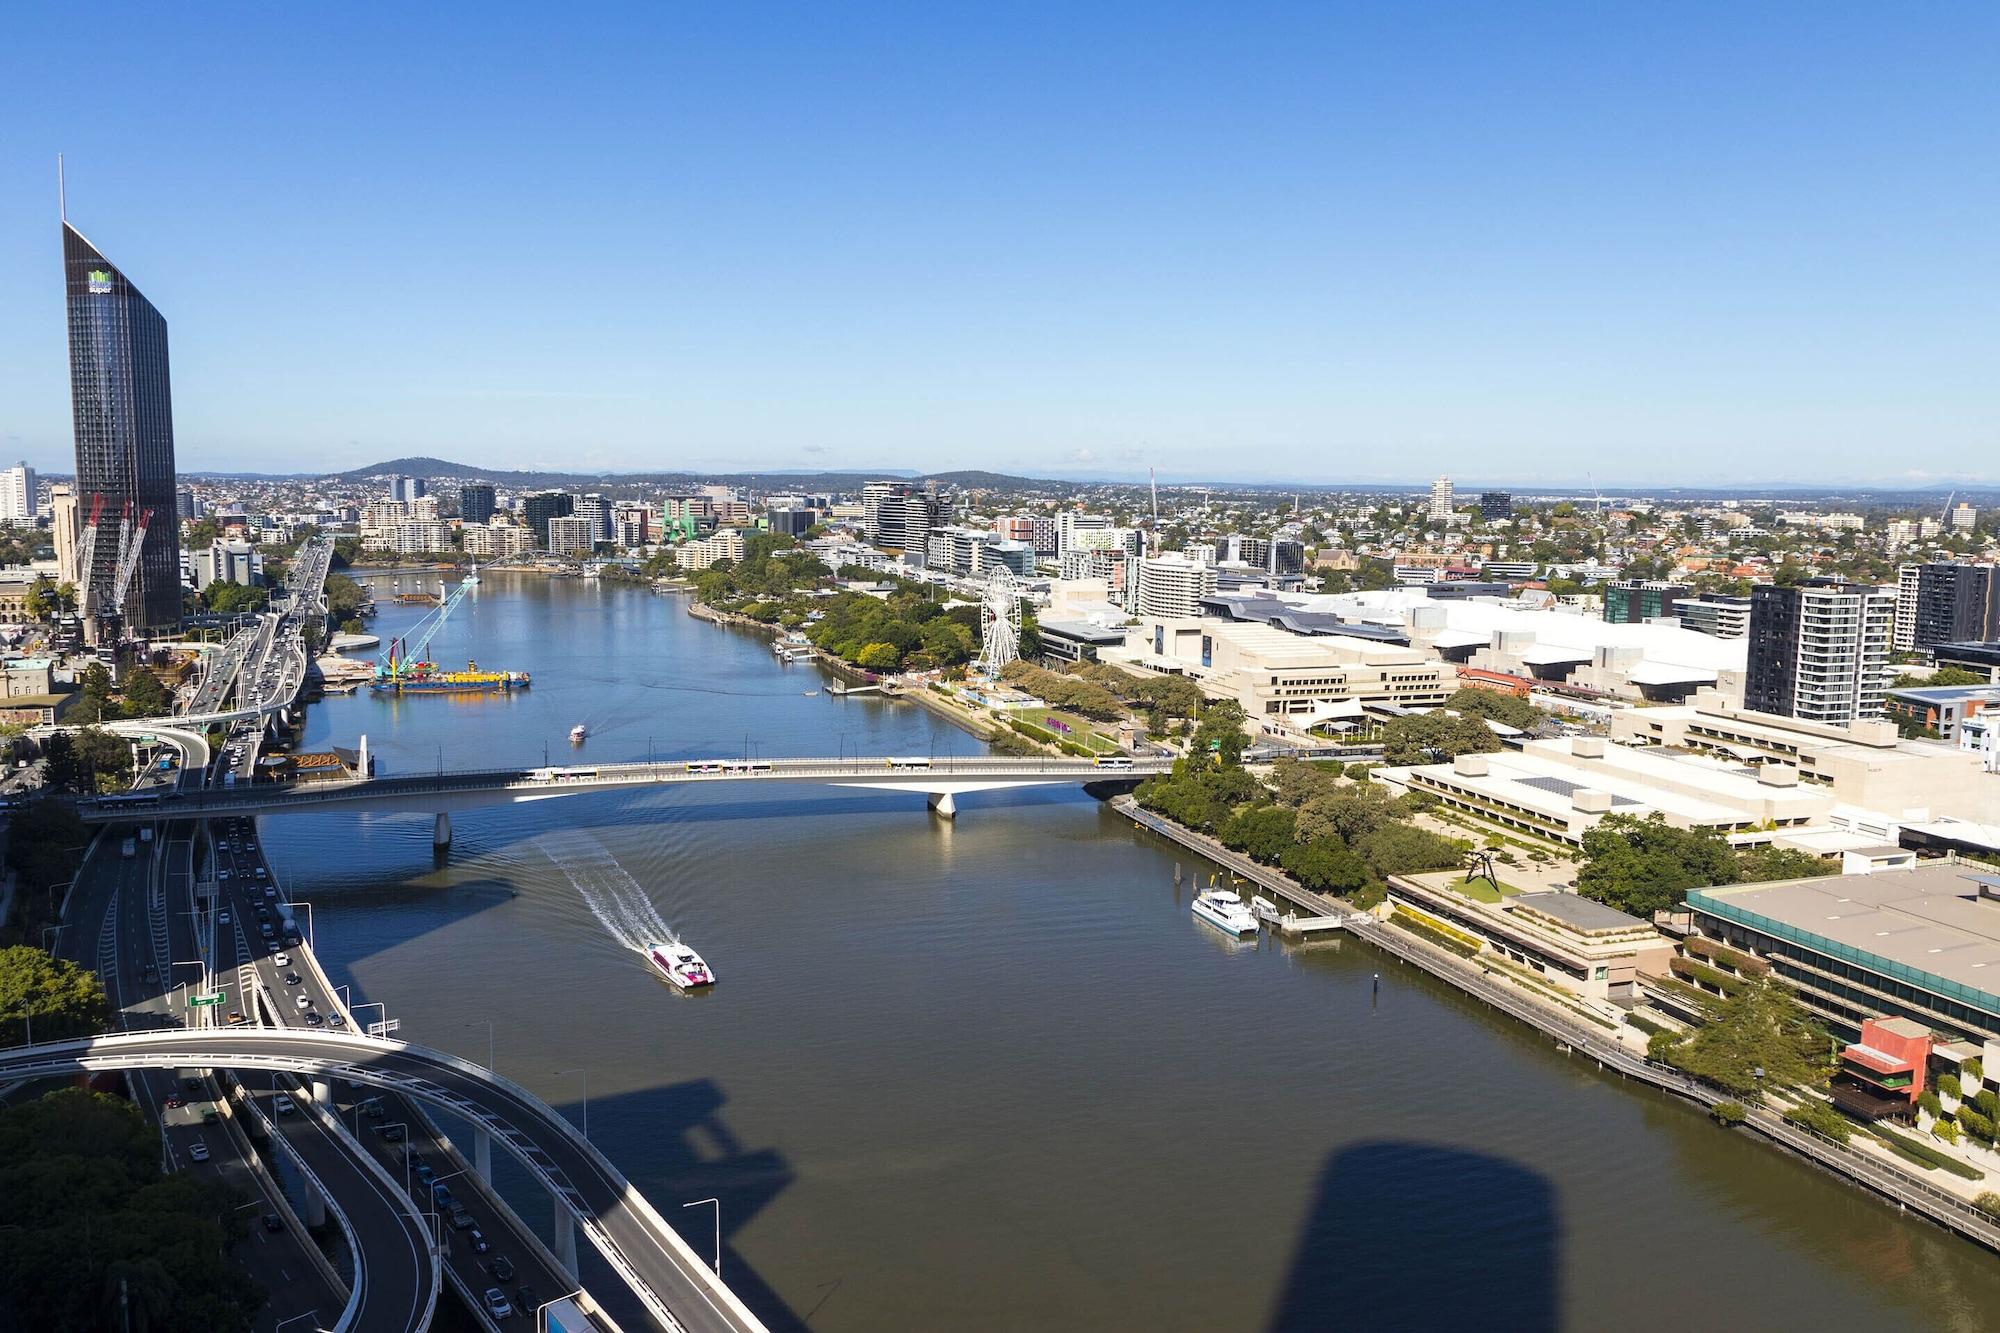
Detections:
1,3,1994,485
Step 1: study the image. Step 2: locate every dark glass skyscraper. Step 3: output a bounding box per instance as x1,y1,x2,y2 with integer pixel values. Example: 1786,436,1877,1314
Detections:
63,221,180,635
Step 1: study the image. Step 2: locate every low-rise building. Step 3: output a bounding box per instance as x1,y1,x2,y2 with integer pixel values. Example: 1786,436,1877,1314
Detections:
1687,861,2000,1044
1609,690,1999,823
1105,616,1455,730
1386,873,1673,1001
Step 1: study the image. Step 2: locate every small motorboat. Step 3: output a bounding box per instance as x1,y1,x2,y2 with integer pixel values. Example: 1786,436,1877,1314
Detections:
646,943,715,990
803,689,820,697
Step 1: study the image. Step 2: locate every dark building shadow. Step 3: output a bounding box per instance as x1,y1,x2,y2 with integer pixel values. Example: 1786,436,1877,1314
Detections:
1268,1141,1560,1332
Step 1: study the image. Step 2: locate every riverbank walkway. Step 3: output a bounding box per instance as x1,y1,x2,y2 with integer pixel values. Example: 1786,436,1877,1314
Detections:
1110,795,2000,1257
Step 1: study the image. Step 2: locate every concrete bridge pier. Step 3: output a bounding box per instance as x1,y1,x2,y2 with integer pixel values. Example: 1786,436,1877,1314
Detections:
926,791,957,819
303,1179,328,1228
473,1126,492,1181
433,812,452,851
311,1077,332,1106
554,1205,579,1277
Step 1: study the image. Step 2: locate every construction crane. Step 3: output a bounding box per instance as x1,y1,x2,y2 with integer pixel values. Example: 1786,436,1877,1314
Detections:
108,504,152,616
74,494,106,620
375,569,481,684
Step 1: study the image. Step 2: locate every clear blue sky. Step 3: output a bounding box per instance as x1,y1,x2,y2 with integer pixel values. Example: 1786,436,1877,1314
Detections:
2,3,1993,485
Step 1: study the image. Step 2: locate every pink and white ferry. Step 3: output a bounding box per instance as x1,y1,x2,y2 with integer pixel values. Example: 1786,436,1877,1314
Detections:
647,943,715,990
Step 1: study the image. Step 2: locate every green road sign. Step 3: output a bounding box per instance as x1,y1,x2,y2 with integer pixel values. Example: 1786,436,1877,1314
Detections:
190,991,228,1007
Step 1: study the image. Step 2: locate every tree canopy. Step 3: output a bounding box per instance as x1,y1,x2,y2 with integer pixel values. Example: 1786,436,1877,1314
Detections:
1576,814,1739,918
1379,710,1502,765
1648,976,1832,1097
0,1090,266,1331
0,945,109,1045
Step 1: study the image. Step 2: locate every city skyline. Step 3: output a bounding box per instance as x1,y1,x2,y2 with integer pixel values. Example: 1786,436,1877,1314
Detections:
2,5,1996,485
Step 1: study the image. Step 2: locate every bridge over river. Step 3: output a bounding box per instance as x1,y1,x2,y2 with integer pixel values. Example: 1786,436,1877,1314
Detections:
82,754,1173,845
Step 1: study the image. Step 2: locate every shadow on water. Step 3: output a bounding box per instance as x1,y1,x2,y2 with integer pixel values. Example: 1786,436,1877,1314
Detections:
1267,1141,1560,1333
550,1080,807,1333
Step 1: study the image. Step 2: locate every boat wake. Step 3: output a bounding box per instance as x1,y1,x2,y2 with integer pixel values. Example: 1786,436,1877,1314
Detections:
538,831,678,956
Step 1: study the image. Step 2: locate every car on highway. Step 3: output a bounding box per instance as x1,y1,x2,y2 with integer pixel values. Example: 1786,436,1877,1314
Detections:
273,953,289,966
274,1094,295,1115
294,994,312,1009
328,1012,346,1028
303,1011,324,1027
283,971,301,985
468,1228,489,1253
515,1284,537,1313
262,1213,284,1233
489,1255,515,1282
226,1010,248,1026
377,1123,406,1142
189,1142,210,1162
217,910,231,926
483,1288,513,1319
164,1094,184,1109
450,1207,474,1230
415,1164,435,1188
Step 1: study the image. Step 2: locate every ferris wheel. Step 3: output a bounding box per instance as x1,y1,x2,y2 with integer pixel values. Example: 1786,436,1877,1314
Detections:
977,570,1021,677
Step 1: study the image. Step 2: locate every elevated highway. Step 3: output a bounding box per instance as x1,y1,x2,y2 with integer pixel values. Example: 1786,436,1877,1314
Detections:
0,1029,767,1333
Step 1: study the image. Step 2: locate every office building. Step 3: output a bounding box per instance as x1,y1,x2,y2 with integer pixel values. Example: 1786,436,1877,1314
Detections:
1603,580,1689,625
861,481,936,552
768,507,815,538
1135,554,1217,619
1479,491,1512,522
522,491,574,546
175,485,203,522
1428,475,1454,523
0,463,36,526
1887,519,1919,549
459,483,496,525
1910,563,2000,653
545,515,595,556
1386,874,1669,1001
1676,593,1753,640
63,220,180,635
1744,579,1895,723
190,539,263,588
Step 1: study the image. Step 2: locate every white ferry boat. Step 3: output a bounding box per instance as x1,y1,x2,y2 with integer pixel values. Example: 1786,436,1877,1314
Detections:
1192,888,1259,937
570,723,588,744
646,943,715,990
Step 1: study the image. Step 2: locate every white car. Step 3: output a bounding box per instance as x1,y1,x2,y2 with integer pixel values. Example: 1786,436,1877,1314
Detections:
273,953,289,966
274,1094,295,1115
294,994,312,1009
189,1142,211,1163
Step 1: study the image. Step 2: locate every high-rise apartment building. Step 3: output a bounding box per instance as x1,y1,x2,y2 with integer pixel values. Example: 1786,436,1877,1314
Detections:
1479,491,1512,523
1056,510,1111,557
1745,579,1895,723
389,475,426,503
63,220,180,635
1136,554,1219,619
1952,504,1978,532
575,493,612,544
0,463,37,526
50,485,79,586
1428,476,1454,523
459,483,496,525
861,482,936,552
1910,562,2000,652
1894,564,1921,653
545,515,595,556
522,491,574,547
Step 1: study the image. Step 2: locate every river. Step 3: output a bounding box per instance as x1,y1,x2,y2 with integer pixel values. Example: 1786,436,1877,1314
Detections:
262,571,2000,1331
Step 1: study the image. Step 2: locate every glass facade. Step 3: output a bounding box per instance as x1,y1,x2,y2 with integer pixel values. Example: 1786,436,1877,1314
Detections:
63,222,180,634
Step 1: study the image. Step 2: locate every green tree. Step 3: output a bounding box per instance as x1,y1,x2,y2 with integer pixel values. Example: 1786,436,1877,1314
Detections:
1356,822,1469,877
120,666,172,717
1278,839,1372,895
1220,804,1298,864
0,946,109,1044
1649,975,1831,1097
1576,813,1739,918
855,641,902,671
1379,710,1502,765
1737,846,1828,883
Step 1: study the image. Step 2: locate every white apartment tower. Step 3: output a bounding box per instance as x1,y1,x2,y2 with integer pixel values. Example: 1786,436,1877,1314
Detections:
1136,554,1218,618
0,462,36,525
1428,475,1454,523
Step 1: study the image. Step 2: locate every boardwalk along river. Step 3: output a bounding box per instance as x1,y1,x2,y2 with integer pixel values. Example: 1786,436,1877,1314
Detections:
261,572,2000,1332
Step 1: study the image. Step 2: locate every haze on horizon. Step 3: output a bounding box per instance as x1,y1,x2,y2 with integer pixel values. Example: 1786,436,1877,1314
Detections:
1,3,1993,486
